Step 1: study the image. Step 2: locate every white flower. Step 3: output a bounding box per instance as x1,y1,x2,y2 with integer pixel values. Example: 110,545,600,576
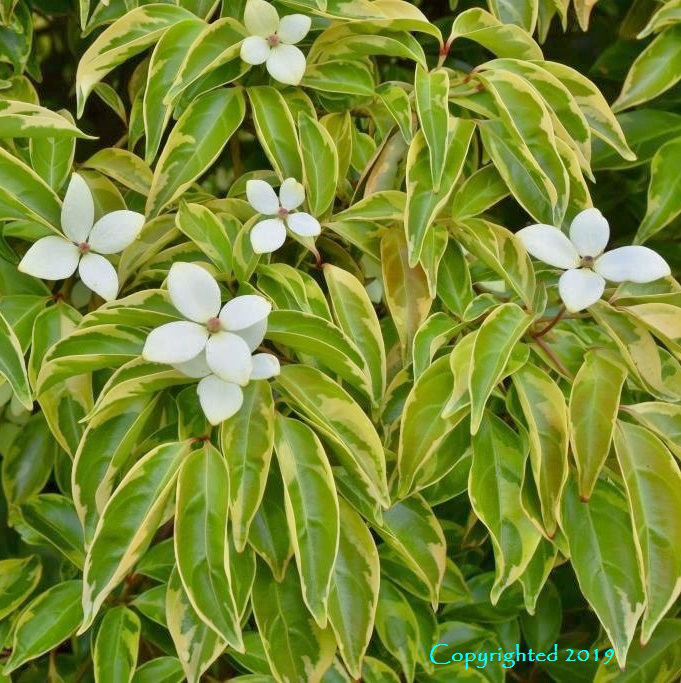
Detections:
240,0,310,85
18,173,145,302
516,208,671,312
142,262,280,425
247,178,320,254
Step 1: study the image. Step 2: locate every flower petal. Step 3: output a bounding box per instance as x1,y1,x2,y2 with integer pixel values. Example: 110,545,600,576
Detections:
61,172,94,243
595,246,671,283
234,319,267,352
240,35,270,65
197,375,244,426
250,353,280,379
87,210,145,254
167,262,221,323
515,224,580,270
219,294,271,331
250,218,286,254
246,179,280,215
78,253,119,301
18,236,80,280
279,177,305,210
287,211,320,237
244,0,279,36
569,208,609,258
205,331,253,385
558,268,605,312
143,321,209,364
277,14,311,44
173,350,211,378
266,44,306,86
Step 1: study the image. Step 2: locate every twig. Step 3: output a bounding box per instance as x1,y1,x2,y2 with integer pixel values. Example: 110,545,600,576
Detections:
533,305,566,338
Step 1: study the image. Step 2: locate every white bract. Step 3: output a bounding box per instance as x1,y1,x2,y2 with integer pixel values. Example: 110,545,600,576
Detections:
18,173,145,302
516,208,671,312
240,0,310,85
142,262,280,425
247,178,320,254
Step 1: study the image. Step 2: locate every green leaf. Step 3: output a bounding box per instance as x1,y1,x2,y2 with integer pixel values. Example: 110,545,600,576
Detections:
412,312,459,380
414,65,449,192
36,324,146,396
301,60,375,96
488,0,538,32
376,83,413,142
175,443,243,649
28,110,77,191
328,498,379,679
381,228,432,357
72,396,159,545
594,619,681,682
166,566,225,683
143,19,205,164
165,18,246,105
247,86,302,181
613,25,681,112
0,309,31,409
176,202,233,274
374,580,419,680
561,476,645,669
2,413,57,504
405,117,474,266
451,165,509,219
220,381,274,552
146,87,245,216
81,441,190,632
76,4,196,115
274,415,339,628
132,657,185,683
0,146,61,228
247,463,293,581
539,60,635,161
3,581,83,674
569,350,627,501
471,413,542,604
469,303,532,434
375,495,446,607
266,309,372,399
513,362,568,536
0,99,90,138
479,68,570,225
323,263,386,405
20,493,85,568
298,112,338,218
397,355,467,497
447,8,543,60
614,421,681,645
252,560,337,683
94,606,141,683
83,148,153,196
275,364,389,509
625,401,681,460
636,137,681,243
0,555,42,621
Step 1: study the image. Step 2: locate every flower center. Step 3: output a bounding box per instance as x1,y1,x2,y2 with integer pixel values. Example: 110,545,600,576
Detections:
277,207,289,219
267,33,280,47
206,317,222,333
580,255,595,269
78,242,91,254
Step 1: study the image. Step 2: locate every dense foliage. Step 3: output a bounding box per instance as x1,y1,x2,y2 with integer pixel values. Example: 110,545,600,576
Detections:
1,0,681,681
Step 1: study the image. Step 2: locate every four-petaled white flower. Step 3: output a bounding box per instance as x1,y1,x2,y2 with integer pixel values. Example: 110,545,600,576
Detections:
247,178,320,254
142,262,279,425
18,173,145,302
516,208,671,312
240,0,311,85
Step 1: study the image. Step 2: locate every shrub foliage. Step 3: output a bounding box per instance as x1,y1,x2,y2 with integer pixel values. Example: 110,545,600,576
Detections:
1,0,681,681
